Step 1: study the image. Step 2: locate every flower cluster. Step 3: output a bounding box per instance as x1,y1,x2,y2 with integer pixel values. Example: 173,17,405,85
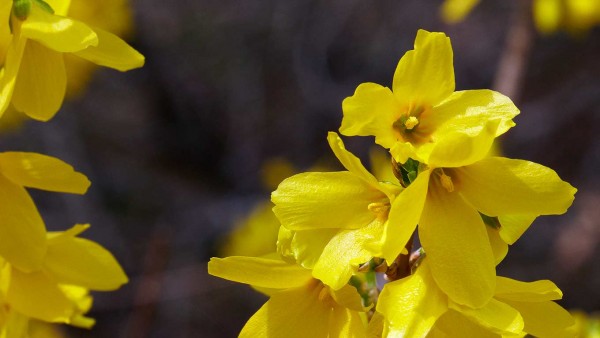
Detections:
209,29,578,337
0,0,143,334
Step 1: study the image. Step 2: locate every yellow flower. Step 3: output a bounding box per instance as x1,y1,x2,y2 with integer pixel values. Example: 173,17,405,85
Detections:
272,132,401,290
3,224,128,326
377,260,574,337
378,133,576,307
0,152,90,272
340,30,518,165
208,255,369,338
0,0,144,121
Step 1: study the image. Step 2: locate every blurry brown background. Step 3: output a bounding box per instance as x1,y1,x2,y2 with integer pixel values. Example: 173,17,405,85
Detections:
1,0,598,337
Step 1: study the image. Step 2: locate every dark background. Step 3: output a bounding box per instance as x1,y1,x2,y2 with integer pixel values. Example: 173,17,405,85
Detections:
2,0,598,337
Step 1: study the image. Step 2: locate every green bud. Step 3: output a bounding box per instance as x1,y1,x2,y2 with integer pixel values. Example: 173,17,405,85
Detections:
12,0,31,20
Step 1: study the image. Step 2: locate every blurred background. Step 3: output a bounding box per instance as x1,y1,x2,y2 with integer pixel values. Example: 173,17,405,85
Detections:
2,0,598,337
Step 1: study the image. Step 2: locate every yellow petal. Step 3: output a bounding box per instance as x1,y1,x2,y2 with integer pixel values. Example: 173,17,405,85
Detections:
393,30,454,107
0,175,46,272
367,311,385,338
329,307,367,338
74,26,144,71
0,37,26,117
7,269,74,323
425,90,518,139
424,118,500,168
441,0,481,23
429,309,501,338
486,226,508,266
272,171,385,230
330,284,367,312
494,277,563,302
503,300,574,337
340,83,399,149
313,218,383,290
450,298,524,335
377,261,448,338
419,181,496,308
0,152,90,194
21,5,97,52
327,132,399,199
239,282,331,338
220,201,279,257
379,170,430,263
277,226,338,269
496,214,536,245
44,226,128,291
456,157,576,242
208,256,313,289
12,40,66,121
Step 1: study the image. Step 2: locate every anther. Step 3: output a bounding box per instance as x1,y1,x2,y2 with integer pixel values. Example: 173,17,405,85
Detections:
404,116,419,130
440,173,454,192
368,202,389,215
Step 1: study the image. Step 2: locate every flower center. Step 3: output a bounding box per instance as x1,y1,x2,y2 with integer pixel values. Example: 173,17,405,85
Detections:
392,104,432,145
433,168,456,193
404,116,419,130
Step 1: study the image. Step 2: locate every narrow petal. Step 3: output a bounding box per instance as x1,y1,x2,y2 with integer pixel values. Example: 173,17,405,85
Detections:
503,300,574,337
497,214,536,245
425,90,518,139
450,298,524,335
379,170,430,263
44,226,128,291
340,83,399,149
277,226,338,269
0,175,46,272
419,181,496,308
0,37,26,116
239,282,331,338
393,30,454,107
12,41,66,121
272,171,385,230
327,132,399,199
486,227,508,265
330,284,367,312
21,5,97,52
429,310,500,338
74,26,144,71
329,307,367,338
377,261,448,338
7,269,74,323
494,277,563,302
208,256,313,289
0,152,90,194
313,219,384,290
457,157,576,228
424,118,500,168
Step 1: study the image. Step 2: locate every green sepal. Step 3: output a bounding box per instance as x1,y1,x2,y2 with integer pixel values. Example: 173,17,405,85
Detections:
33,0,54,14
12,0,31,20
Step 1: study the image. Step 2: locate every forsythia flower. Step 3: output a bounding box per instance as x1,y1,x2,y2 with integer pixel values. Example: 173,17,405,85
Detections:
2,224,127,326
208,255,369,338
273,133,400,290
0,152,90,272
0,0,145,121
340,30,518,165
376,259,574,337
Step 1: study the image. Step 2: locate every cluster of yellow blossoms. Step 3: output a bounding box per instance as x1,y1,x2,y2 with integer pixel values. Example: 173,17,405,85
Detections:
209,30,578,337
0,0,143,334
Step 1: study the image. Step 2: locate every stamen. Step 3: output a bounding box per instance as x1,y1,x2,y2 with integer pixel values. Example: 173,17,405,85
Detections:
440,172,454,192
368,202,389,215
404,116,419,130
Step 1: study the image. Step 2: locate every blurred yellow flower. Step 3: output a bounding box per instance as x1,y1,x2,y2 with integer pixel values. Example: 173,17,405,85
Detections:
442,0,600,34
